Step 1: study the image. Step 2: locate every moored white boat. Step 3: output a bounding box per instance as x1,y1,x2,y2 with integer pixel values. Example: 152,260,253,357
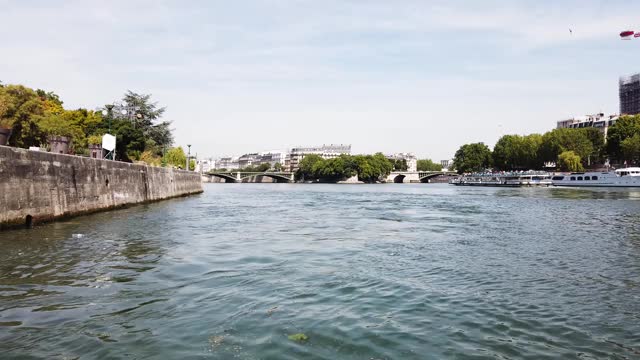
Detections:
450,172,552,187
551,167,640,187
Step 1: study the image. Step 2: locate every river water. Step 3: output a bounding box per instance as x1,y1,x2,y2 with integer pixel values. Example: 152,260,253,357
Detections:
1,184,640,359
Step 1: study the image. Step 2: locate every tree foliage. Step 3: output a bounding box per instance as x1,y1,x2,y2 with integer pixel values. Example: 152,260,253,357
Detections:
296,154,324,181
313,155,356,182
493,134,543,171
607,115,640,163
164,146,186,168
539,128,594,165
557,151,584,172
295,153,393,183
621,134,640,164
104,90,174,159
0,83,175,163
353,153,393,183
582,127,605,165
416,159,442,171
0,85,48,147
391,159,408,171
453,143,492,174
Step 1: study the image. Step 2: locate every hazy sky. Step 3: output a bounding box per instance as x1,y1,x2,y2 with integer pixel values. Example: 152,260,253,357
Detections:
2,0,640,160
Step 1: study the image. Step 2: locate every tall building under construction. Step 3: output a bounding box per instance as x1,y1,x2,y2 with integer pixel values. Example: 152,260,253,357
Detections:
619,73,640,115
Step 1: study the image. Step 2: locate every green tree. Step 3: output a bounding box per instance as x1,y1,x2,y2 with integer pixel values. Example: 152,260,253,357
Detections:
392,159,408,171
295,153,392,183
493,134,543,170
539,128,593,165
370,152,394,180
140,150,162,166
96,118,145,162
274,162,282,171
164,146,187,168
353,153,393,183
313,155,355,182
452,142,492,174
295,154,324,181
416,159,442,171
581,127,605,165
0,84,49,148
122,90,173,154
557,151,584,172
607,115,640,162
621,134,640,164
36,89,63,107
0,83,177,161
106,90,174,157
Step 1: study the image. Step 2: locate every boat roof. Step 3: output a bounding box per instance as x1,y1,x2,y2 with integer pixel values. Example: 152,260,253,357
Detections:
615,167,640,172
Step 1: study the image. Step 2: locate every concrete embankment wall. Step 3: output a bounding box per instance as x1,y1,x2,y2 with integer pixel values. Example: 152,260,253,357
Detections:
0,146,203,229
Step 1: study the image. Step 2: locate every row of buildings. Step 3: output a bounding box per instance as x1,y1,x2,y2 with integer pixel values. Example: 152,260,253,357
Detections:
555,72,640,134
196,145,427,173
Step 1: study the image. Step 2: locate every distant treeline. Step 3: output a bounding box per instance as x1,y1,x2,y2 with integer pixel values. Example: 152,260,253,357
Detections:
452,115,640,173
296,153,442,183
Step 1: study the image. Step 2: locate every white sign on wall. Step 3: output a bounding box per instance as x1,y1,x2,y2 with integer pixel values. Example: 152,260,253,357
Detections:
102,134,116,151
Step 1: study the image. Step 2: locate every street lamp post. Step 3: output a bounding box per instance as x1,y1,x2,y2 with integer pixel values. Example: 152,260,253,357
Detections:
102,104,114,134
101,104,116,160
186,144,191,171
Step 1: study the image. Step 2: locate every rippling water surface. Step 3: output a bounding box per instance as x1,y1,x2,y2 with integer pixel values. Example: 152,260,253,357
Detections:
2,184,640,359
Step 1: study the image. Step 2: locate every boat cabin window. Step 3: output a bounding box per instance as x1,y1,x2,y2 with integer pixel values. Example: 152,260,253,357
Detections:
584,176,590,180
552,176,564,180
570,176,576,181
577,176,583,180
592,176,598,180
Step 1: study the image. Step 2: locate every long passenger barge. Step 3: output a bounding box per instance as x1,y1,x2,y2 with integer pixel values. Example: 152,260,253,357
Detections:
449,172,552,187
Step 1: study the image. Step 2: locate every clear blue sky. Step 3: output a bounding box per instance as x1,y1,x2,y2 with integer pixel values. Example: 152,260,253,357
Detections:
2,0,640,160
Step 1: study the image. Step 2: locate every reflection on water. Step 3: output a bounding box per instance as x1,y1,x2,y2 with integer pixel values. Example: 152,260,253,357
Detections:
1,184,640,359
548,187,640,200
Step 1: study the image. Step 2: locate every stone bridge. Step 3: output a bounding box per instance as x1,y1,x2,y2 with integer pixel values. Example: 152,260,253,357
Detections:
385,171,458,183
205,171,295,183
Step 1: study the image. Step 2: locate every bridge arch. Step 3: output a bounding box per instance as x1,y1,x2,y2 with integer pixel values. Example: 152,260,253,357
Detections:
207,173,238,183
393,174,406,183
239,174,292,183
419,172,457,183
207,172,294,183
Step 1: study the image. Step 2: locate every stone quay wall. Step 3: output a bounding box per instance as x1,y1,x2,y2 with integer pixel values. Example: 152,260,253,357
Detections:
0,146,203,229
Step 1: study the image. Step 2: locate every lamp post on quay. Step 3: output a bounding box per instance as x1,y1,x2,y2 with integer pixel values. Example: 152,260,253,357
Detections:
101,105,121,160
186,144,192,171
102,104,114,134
